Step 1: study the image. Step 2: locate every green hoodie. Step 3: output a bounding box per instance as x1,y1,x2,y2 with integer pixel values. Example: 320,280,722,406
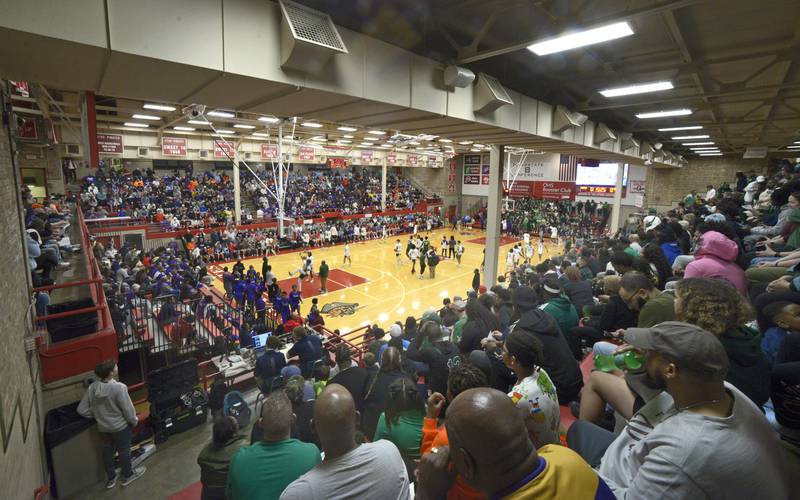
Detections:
720,326,771,406
539,295,579,336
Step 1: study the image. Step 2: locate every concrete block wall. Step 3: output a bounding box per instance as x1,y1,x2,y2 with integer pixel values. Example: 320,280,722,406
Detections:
645,157,768,209
0,111,46,498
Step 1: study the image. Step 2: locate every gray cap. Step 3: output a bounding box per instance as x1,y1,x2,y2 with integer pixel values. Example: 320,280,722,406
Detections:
624,321,728,377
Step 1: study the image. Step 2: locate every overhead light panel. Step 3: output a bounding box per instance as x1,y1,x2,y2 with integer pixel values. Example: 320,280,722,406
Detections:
658,125,702,132
528,21,634,56
690,147,718,151
408,141,421,146
367,130,387,135
671,135,709,140
132,114,161,121
337,140,352,144
258,116,280,123
174,126,195,131
636,109,692,119
359,141,375,146
252,132,269,138
682,141,714,146
301,122,323,128
699,152,723,156
599,81,673,98
187,119,211,125
458,140,473,145
470,148,482,152
342,134,354,139
794,141,800,144
787,145,800,149
439,139,453,143
337,126,358,132
124,122,148,128
215,129,235,134
143,103,176,111
208,110,235,118
234,124,256,129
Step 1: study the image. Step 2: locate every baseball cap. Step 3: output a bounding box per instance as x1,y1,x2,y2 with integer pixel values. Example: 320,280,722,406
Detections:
623,321,729,377
644,215,662,232
512,286,538,311
756,175,765,182
281,365,302,378
451,298,467,311
389,324,403,338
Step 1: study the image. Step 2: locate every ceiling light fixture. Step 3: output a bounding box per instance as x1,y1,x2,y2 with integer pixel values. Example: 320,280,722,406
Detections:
787,145,800,149
439,139,453,143
187,119,211,125
342,134,354,139
636,109,692,119
174,126,195,131
337,126,358,132
132,114,161,121
682,141,714,146
690,147,718,151
599,81,673,98
143,103,176,111
234,124,256,129
301,122,323,128
698,152,723,156
215,129,235,134
408,141,421,145
367,130,387,135
458,140,473,145
124,122,148,128
337,140,352,144
474,143,486,148
252,132,269,138
207,110,235,118
658,125,703,132
258,116,280,123
671,134,709,140
470,148,482,152
528,21,634,56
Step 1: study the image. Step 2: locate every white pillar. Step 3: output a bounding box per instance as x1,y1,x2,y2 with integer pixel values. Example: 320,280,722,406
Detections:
381,158,387,212
484,145,504,287
277,124,285,238
233,147,242,226
609,163,625,234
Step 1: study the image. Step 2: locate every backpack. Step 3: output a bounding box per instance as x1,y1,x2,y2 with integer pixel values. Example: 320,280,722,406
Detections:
223,390,251,428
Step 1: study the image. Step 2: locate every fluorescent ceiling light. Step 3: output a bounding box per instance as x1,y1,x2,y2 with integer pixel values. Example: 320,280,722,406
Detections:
458,140,473,145
470,148,482,152
408,141,421,145
690,147,718,151
215,129,234,134
337,140,352,144
381,143,392,147
174,126,195,131
311,136,326,142
187,119,211,125
658,125,702,132
234,124,255,129
787,145,800,149
207,110,235,118
439,139,453,143
474,144,486,148
143,103,175,111
301,122,323,128
671,134,709,140
132,114,161,121
258,116,280,123
124,122,148,128
367,130,387,135
252,132,269,138
794,141,800,144
342,134,354,139
528,22,634,56
682,141,714,146
699,153,722,156
636,109,692,119
377,146,392,149
337,126,358,132
599,81,673,98
282,135,295,140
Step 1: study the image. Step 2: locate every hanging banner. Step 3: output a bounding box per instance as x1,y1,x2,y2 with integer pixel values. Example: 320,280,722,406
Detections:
361,150,373,163
15,117,38,139
504,182,534,198
408,154,418,165
96,133,123,155
447,158,457,194
260,143,278,160
464,154,481,165
533,181,577,200
10,81,29,97
298,146,315,161
387,153,397,165
162,137,187,156
214,140,237,159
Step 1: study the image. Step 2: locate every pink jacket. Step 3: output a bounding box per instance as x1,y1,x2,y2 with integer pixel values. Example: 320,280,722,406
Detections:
684,231,747,295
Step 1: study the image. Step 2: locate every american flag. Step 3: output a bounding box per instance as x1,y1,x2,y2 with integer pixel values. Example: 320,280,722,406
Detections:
559,154,578,181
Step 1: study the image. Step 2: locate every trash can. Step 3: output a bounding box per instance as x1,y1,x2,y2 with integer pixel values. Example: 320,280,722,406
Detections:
44,402,106,498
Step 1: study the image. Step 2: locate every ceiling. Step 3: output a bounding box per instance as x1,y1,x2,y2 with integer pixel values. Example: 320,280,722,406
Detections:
289,0,800,156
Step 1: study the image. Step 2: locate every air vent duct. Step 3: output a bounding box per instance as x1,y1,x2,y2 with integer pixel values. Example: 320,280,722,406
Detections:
444,66,476,88
640,142,656,155
593,123,617,145
199,150,209,158
552,105,588,134
473,73,514,114
743,146,768,159
137,147,149,157
279,0,349,74
619,133,639,152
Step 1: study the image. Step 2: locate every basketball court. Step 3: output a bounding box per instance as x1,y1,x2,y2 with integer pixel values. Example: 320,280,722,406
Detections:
209,228,559,336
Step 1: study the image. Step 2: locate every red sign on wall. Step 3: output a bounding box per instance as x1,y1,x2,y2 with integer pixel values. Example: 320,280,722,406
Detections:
447,158,457,194
504,181,534,198
533,181,577,200
407,154,418,165
387,153,397,165
214,140,237,158
162,137,187,156
361,150,373,163
96,133,123,155
298,146,315,161
261,143,278,160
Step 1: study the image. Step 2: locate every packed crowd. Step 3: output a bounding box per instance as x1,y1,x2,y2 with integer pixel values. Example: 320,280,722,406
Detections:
502,198,612,242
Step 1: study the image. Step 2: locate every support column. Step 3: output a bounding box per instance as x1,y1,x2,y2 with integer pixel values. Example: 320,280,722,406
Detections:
381,158,387,212
81,91,99,168
277,124,285,237
233,143,242,226
609,163,625,234
484,145,504,287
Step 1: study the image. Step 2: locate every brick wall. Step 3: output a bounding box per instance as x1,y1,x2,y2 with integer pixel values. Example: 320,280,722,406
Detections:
0,108,46,497
645,157,769,209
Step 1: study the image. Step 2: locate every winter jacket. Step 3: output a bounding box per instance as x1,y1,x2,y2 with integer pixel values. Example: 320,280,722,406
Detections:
77,379,138,433
406,338,461,396
684,231,747,295
751,204,793,236
539,296,579,338
720,326,771,407
563,280,594,316
511,309,583,403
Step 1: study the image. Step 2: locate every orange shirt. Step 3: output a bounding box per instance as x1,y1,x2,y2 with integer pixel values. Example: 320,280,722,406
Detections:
421,418,485,500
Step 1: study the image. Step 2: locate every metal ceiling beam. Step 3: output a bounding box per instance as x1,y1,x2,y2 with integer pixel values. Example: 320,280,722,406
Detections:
456,0,697,64
758,21,800,142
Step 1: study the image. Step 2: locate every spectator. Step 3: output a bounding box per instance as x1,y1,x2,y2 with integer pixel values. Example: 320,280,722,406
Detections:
373,378,425,465
406,319,461,396
563,265,594,316
77,360,145,488
683,231,747,295
254,335,286,393
328,345,370,412
227,392,320,500
641,243,673,290
284,375,318,446
458,299,501,355
287,326,323,377
618,271,675,329
361,347,415,438
197,417,248,500
539,277,580,338
280,385,410,499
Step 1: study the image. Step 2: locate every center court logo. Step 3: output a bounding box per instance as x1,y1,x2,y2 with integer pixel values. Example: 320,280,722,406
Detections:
321,302,361,317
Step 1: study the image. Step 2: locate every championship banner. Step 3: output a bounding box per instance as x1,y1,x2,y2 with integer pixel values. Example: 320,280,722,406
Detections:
387,153,397,165
361,150,373,162
408,154,418,165
533,181,576,200
96,133,123,155
447,158,457,194
214,140,236,158
261,143,278,160
162,137,187,156
505,181,533,198
298,146,315,161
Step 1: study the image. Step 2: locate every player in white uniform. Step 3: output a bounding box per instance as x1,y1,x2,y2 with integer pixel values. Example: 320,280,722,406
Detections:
413,223,419,235
506,248,515,272
523,232,530,246
360,225,367,242
382,224,388,241
330,225,338,243
513,244,522,267
441,237,448,257
324,228,331,247
394,240,403,265
288,252,307,292
409,246,420,274
304,252,314,282
343,244,352,266
538,237,545,261
455,241,464,267
525,242,534,264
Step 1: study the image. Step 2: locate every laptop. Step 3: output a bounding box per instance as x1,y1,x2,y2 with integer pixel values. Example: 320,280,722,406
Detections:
252,332,272,354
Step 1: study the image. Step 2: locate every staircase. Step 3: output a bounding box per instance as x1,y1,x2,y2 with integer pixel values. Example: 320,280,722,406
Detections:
404,170,443,199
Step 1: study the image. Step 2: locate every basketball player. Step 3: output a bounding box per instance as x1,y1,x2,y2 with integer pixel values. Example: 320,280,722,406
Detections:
538,237,545,261
343,243,352,267
525,241,534,264
506,248,515,273
288,253,306,292
441,236,448,257
304,252,314,282
394,239,404,265
455,240,464,268
409,245,420,274
360,225,367,242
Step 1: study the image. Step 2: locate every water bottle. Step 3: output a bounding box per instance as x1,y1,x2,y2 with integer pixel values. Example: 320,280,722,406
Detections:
594,351,644,372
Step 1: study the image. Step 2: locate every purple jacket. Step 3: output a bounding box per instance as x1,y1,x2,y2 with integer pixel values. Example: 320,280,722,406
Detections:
684,231,746,295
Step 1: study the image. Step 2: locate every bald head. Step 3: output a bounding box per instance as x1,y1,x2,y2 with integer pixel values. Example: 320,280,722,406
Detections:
314,384,358,457
260,391,293,442
445,388,537,495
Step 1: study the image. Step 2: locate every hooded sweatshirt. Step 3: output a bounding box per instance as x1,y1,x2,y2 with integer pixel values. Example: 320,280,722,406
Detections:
539,295,579,337
511,309,583,403
720,326,771,407
684,231,747,295
77,378,138,433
